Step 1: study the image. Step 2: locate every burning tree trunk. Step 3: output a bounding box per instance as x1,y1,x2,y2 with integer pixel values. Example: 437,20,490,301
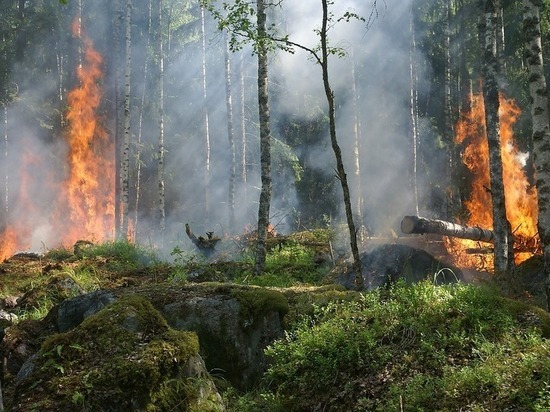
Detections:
401,215,494,243
522,0,550,310
480,0,514,273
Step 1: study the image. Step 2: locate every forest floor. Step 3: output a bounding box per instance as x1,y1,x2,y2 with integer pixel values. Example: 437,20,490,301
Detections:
1,232,549,411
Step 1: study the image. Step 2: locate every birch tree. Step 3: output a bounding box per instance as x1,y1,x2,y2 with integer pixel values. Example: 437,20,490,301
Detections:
157,0,166,236
480,0,513,273
225,32,236,233
522,0,550,310
200,5,211,222
120,0,132,238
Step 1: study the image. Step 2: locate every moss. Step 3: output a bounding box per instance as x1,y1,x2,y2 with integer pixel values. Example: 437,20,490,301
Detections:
12,295,201,411
230,287,289,323
282,286,363,326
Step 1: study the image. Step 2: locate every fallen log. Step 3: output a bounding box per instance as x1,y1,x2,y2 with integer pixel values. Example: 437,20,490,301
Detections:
401,215,494,243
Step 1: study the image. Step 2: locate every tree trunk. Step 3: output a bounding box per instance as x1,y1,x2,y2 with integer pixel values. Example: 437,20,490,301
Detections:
200,6,211,222
320,0,363,288
157,0,166,237
113,0,124,238
2,105,7,225
120,0,132,239
225,32,236,233
401,215,494,242
522,0,550,310
495,0,506,73
253,0,272,275
410,1,420,217
480,0,513,273
133,0,153,240
350,47,365,239
444,0,455,218
239,52,248,207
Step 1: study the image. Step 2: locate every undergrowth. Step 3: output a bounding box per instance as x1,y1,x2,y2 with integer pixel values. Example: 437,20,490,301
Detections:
231,281,550,411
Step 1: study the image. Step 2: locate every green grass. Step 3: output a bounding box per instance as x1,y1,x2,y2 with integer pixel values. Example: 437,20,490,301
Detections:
229,281,550,411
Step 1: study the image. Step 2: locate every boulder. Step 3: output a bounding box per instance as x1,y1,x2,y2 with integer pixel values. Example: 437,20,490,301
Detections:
11,295,225,411
333,244,463,290
160,286,288,390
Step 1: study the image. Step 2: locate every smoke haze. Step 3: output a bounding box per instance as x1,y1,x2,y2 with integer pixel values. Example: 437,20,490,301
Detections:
1,0,442,258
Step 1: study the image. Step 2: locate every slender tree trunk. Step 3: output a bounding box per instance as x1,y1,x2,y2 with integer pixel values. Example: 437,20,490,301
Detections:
444,0,455,218
410,2,420,217
133,0,153,240
200,6,211,221
157,0,166,236
522,0,550,310
225,33,236,233
495,0,506,74
114,0,124,238
320,0,363,288
350,48,365,239
120,0,132,239
2,105,7,225
239,52,248,207
480,0,513,273
253,0,272,275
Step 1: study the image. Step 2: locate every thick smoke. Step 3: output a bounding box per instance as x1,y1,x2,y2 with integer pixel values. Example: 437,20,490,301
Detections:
2,0,440,258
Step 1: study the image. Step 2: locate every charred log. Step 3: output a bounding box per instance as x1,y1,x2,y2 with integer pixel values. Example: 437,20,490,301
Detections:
185,223,221,250
401,215,494,243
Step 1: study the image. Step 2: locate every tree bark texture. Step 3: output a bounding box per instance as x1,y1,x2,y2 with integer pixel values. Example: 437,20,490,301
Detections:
225,32,236,233
113,0,124,238
522,0,550,310
253,0,272,275
157,0,166,235
200,6,211,222
120,0,132,238
481,0,514,273
320,0,363,288
401,215,494,243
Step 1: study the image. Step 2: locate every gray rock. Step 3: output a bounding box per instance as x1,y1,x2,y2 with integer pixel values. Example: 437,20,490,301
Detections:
56,290,116,332
162,293,285,390
335,244,463,290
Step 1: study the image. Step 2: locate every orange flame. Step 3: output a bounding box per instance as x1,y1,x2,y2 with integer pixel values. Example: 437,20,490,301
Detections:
0,20,114,260
447,92,540,270
57,20,115,244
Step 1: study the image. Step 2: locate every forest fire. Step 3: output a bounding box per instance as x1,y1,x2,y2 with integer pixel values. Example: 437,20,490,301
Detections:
0,21,114,260
446,92,540,270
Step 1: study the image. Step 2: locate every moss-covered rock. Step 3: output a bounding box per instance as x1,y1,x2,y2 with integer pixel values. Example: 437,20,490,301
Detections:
10,295,223,411
160,284,288,390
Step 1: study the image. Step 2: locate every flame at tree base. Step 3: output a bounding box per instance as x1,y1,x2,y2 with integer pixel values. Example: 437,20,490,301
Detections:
0,21,114,260
445,92,540,271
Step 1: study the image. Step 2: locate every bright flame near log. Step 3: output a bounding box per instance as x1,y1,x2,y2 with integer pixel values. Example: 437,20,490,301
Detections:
447,92,540,270
0,21,114,260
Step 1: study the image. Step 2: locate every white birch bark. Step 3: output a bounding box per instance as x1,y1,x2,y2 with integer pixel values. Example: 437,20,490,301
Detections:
157,0,166,236
225,33,236,233
522,0,550,310
481,0,513,273
120,0,132,238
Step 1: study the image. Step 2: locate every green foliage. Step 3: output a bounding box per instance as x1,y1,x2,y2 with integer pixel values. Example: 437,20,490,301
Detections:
77,240,158,273
259,282,550,411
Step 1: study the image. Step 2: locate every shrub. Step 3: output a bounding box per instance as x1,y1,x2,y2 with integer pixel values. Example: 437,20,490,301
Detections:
263,282,550,411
